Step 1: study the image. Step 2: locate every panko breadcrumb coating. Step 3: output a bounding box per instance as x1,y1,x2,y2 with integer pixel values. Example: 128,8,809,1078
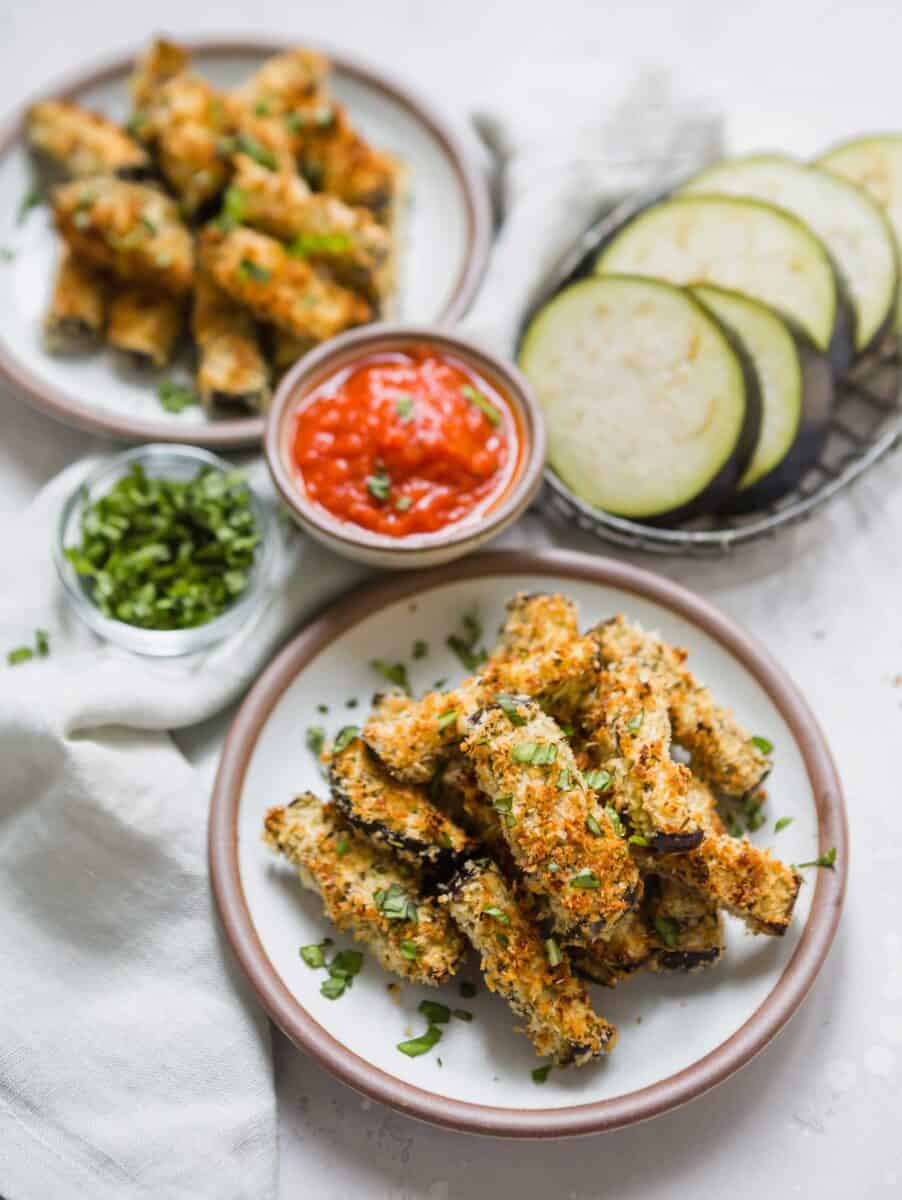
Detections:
263,793,465,985
27,99,151,180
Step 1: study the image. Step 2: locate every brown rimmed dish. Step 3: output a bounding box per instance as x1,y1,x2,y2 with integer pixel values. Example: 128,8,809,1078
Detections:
209,548,847,1138
0,38,492,448
264,325,547,567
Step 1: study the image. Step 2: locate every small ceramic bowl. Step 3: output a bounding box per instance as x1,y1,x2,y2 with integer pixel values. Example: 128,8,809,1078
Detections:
53,444,275,657
264,325,546,568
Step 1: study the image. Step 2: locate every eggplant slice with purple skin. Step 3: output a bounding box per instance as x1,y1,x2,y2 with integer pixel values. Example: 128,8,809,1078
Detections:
518,275,761,526
692,285,834,514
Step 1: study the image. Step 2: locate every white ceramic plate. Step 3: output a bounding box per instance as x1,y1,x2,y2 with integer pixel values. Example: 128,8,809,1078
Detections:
209,550,846,1136
0,38,491,447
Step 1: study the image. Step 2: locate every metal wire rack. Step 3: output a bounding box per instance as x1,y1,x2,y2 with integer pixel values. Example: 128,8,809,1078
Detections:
540,341,902,556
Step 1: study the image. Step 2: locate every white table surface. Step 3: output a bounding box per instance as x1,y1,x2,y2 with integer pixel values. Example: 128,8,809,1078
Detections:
2,2,901,1196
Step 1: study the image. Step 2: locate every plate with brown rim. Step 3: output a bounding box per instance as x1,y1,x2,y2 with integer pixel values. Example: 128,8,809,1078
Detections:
0,38,491,448
209,549,846,1137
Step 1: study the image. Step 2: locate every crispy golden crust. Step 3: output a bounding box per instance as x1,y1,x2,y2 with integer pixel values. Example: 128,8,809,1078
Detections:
43,250,108,351
298,104,398,223
434,756,515,875
129,38,191,111
27,99,150,180
263,793,465,984
142,73,233,214
231,155,393,302
461,698,641,942
329,737,474,867
106,286,183,367
637,833,801,936
596,616,771,799
361,593,598,784
232,48,330,116
202,225,371,340
191,273,270,411
52,178,194,296
580,660,704,853
442,860,616,1064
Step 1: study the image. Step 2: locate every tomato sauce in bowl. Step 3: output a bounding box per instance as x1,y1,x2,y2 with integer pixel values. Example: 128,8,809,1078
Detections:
290,348,523,538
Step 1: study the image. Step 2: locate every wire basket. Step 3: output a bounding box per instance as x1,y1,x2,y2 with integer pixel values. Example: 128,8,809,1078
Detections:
541,343,902,556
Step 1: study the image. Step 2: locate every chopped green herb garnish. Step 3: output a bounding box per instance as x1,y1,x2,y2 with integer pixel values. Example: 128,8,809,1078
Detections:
332,725,360,754
17,185,43,224
394,495,412,512
547,860,560,872
299,943,327,969
583,769,613,792
7,646,34,666
35,629,49,657
370,658,411,694
557,769,573,791
511,741,557,766
397,1025,442,1058
559,723,575,737
346,698,359,708
63,463,259,630
459,981,477,999
628,833,649,847
743,796,767,832
366,471,391,503
453,1008,473,1022
306,725,325,758
750,735,774,756
482,905,510,924
433,678,447,689
237,257,271,283
602,807,623,837
461,384,501,426
418,1000,451,1025
495,931,510,948
374,883,418,922
329,949,364,979
626,712,644,733
798,847,837,870
7,628,49,666
289,230,353,258
492,794,514,816
544,937,563,967
320,976,347,1000
400,939,418,961
157,379,198,413
335,835,350,857
727,816,744,838
495,693,527,725
412,639,428,659
437,708,457,731
254,98,271,116
235,133,279,170
653,915,679,949
585,814,603,838
570,869,600,889
218,185,247,231
316,703,329,714
446,610,487,672
774,816,794,834
531,1065,551,1084
395,394,415,422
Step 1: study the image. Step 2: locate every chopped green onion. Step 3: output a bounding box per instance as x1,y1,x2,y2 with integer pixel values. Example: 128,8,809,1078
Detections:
653,915,679,949
374,883,418,922
557,769,573,791
157,379,198,412
370,659,411,694
482,905,510,924
437,708,458,731
583,769,613,792
585,814,603,838
453,1008,473,1022
626,712,644,733
412,639,428,659
366,471,391,503
7,646,33,666
604,806,625,837
570,869,600,889
400,939,418,961
335,836,350,857
461,384,501,426
511,741,557,766
544,937,562,967
35,629,49,657
320,976,348,1000
306,726,325,757
774,816,794,834
495,693,527,725
332,725,359,754
299,943,326,969
397,1025,442,1058
750,735,774,755
531,1065,551,1084
418,1000,451,1025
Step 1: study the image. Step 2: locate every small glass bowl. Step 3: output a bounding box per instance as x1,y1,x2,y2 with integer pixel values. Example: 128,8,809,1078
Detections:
53,444,275,657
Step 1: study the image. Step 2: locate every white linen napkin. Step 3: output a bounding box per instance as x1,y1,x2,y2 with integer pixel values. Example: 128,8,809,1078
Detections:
0,69,719,1200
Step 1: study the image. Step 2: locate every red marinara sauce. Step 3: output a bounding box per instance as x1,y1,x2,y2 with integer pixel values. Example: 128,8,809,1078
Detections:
291,348,522,537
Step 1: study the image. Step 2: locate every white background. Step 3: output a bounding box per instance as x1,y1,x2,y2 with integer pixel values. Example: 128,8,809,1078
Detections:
1,2,901,1197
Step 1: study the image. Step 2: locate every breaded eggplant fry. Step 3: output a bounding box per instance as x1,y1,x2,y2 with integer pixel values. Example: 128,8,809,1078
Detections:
52,178,194,296
461,697,640,943
107,286,182,368
130,38,191,112
596,616,771,800
362,593,597,784
441,860,616,1064
298,105,399,223
27,99,151,180
570,907,653,986
329,737,474,870
229,154,393,301
636,828,801,936
433,756,515,875
43,250,108,352
192,274,270,411
232,47,330,117
142,73,234,214
263,793,465,985
202,226,371,340
580,659,704,854
270,328,316,376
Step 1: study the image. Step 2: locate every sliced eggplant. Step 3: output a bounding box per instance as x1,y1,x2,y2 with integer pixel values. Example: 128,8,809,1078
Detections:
594,195,850,367
817,134,902,331
681,154,898,356
518,275,759,524
692,285,834,511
